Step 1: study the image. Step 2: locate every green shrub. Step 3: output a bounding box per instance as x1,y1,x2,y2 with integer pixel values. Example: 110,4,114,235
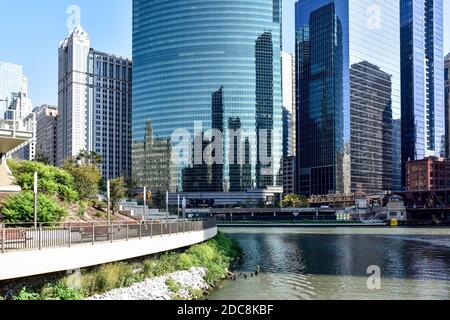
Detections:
7,160,78,202
13,287,40,300
188,287,204,300
77,201,87,218
59,185,79,202
86,263,137,294
1,191,67,223
53,283,84,300
165,278,181,293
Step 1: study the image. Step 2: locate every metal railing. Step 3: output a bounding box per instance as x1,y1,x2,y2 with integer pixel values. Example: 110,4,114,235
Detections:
0,219,217,253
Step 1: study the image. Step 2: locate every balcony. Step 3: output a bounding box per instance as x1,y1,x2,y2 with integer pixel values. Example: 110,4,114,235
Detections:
0,110,34,193
0,110,34,157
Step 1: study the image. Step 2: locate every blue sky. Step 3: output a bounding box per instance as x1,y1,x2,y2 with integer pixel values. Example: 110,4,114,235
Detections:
0,0,449,107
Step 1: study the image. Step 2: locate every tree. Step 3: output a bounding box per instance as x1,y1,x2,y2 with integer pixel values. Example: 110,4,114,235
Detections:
281,194,309,208
35,151,50,165
109,177,127,215
62,151,102,201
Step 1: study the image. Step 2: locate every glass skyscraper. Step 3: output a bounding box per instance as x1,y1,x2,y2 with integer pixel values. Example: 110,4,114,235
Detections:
296,0,401,196
400,0,445,185
132,0,283,193
0,61,28,120
445,53,450,158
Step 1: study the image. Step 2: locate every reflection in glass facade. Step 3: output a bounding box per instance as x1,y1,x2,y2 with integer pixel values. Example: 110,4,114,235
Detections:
132,0,283,192
445,53,450,158
401,0,445,186
295,0,401,195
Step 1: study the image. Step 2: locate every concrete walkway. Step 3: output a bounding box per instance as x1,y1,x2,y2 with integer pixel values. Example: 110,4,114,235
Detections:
0,227,217,280
0,160,20,192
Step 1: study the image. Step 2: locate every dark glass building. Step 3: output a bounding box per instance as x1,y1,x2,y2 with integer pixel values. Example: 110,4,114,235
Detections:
132,0,283,193
295,0,401,196
446,53,450,158
400,0,445,186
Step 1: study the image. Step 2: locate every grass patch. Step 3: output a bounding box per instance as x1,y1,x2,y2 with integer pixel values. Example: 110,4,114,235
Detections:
165,278,181,293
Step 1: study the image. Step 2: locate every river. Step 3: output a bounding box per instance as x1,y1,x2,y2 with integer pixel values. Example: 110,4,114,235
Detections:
208,227,450,300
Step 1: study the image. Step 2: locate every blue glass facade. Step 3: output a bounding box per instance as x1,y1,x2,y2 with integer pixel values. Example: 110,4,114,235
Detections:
401,0,445,186
296,0,401,195
132,0,283,192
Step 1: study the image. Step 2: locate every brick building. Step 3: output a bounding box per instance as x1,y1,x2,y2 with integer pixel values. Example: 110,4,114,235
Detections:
406,157,450,191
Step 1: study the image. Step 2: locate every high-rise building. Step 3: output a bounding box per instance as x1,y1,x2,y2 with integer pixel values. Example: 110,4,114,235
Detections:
58,26,132,180
35,105,58,166
0,61,28,120
401,0,445,184
282,52,296,157
133,0,283,193
5,91,33,121
445,53,450,158
295,0,401,196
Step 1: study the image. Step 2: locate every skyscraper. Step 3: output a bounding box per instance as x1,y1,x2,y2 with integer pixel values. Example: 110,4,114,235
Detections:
282,52,296,157
35,105,58,166
0,61,28,120
445,53,450,158
296,0,401,196
133,0,283,193
58,27,132,180
401,0,445,184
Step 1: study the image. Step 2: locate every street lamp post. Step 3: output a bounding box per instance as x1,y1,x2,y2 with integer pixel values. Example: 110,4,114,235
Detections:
143,186,147,222
33,171,38,229
166,191,169,220
107,180,111,226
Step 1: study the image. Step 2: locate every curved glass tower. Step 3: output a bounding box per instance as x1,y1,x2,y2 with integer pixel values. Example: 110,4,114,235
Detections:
132,0,283,193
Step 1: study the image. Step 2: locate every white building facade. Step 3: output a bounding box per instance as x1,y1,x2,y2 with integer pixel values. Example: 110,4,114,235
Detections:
57,27,132,180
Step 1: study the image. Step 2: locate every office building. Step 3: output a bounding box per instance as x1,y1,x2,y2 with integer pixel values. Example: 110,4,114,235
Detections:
406,156,450,191
58,26,132,180
401,0,445,183
445,53,450,158
133,0,283,193
282,156,296,195
0,61,28,120
282,52,296,157
295,0,401,196
35,105,58,165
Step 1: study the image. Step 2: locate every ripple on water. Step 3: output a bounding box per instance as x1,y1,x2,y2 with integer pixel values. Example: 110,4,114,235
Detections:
208,228,450,300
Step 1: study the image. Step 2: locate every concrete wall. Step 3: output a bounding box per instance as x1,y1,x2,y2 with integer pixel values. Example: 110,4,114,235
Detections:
0,227,217,281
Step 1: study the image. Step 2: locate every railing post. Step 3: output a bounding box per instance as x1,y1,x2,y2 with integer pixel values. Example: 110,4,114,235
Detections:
69,223,72,248
139,222,142,239
126,223,129,241
38,223,42,250
160,222,163,237
150,222,153,238
111,223,114,243
92,222,95,245
1,224,5,253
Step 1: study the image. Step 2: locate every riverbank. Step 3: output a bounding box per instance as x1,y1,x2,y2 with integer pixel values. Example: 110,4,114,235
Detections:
2,232,241,300
217,221,387,227
88,267,209,300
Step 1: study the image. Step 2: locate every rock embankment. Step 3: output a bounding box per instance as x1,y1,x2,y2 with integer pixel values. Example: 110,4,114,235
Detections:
88,267,209,300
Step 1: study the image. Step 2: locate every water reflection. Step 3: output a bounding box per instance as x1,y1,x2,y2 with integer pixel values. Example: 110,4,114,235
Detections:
208,228,450,300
